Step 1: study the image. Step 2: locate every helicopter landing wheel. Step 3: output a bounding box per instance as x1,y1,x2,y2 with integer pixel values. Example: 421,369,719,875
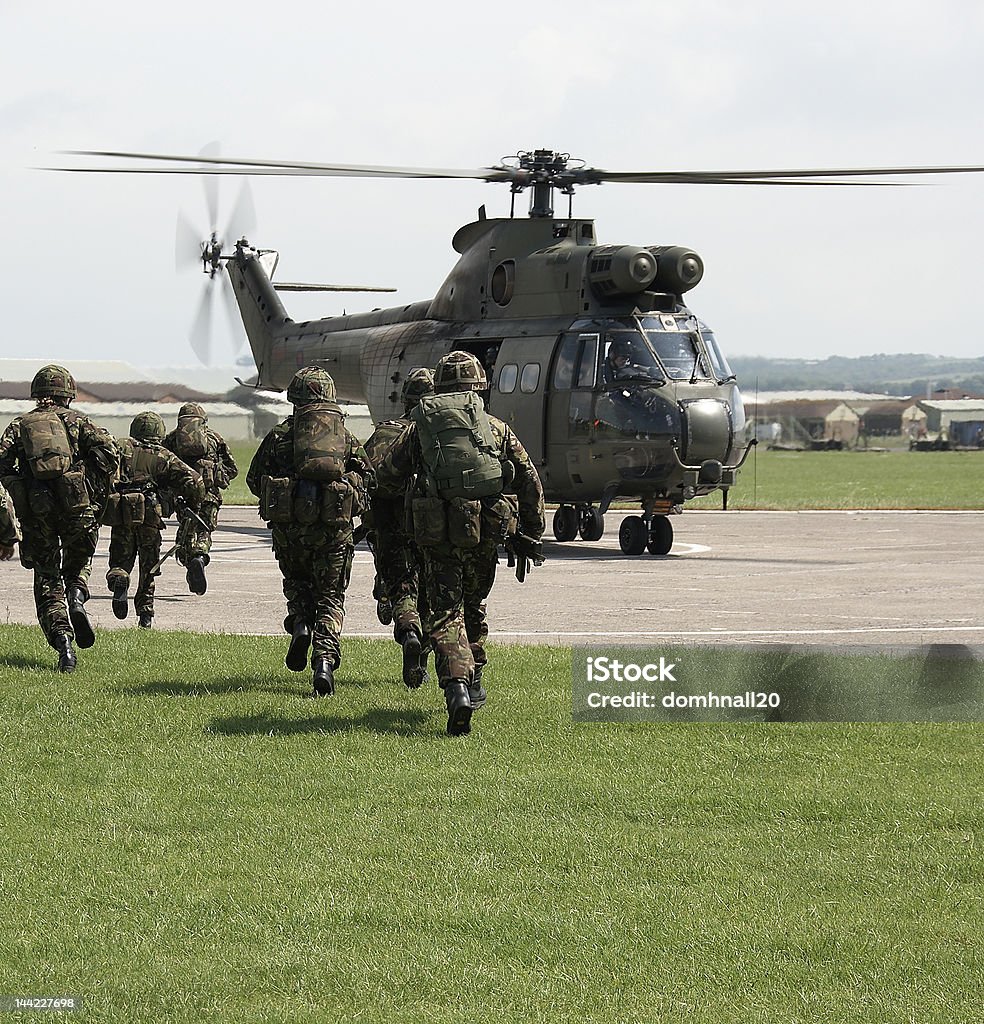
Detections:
553,505,578,542
618,515,648,555
647,515,673,555
578,506,605,542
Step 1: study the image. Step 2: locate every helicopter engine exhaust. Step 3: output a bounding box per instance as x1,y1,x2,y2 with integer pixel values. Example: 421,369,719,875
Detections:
647,245,704,294
587,245,657,298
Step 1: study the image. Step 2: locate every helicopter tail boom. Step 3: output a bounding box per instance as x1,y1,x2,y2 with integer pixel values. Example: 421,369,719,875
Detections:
224,243,290,389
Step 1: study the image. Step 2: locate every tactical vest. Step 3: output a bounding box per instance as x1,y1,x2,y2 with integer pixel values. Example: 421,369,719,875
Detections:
129,443,159,486
19,407,75,480
174,414,209,461
412,392,503,499
293,401,347,482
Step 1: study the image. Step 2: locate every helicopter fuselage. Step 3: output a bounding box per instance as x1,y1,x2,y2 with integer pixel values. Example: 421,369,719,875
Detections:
227,214,749,519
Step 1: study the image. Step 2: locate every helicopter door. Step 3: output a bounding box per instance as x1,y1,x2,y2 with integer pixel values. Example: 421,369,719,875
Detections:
546,332,599,485
488,338,550,464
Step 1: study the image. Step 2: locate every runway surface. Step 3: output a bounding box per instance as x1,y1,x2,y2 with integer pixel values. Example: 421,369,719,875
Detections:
2,509,982,647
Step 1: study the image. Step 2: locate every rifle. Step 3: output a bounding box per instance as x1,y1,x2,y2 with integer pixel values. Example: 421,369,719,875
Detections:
148,543,178,575
175,496,211,533
504,532,545,583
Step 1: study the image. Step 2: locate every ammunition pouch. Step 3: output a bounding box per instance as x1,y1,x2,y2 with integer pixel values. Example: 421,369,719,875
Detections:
261,476,294,524
447,497,482,549
321,479,355,530
482,493,518,541
53,467,91,514
411,495,447,547
102,491,146,527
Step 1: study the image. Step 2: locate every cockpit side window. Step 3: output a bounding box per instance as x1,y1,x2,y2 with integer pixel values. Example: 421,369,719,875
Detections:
576,334,599,388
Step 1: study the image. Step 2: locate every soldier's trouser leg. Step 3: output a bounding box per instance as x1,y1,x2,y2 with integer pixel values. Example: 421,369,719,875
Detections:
134,527,163,616
462,541,498,670
107,525,137,590
179,499,219,563
310,541,353,668
421,547,473,684
60,515,98,602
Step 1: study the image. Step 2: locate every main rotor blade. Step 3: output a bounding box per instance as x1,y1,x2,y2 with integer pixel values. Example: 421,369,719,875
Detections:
49,150,984,185
56,149,514,181
272,282,397,292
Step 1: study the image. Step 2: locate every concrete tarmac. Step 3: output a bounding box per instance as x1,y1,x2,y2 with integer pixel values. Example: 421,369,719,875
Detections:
2,508,982,648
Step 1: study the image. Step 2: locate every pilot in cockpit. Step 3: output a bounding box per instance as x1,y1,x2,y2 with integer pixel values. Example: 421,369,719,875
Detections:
603,336,663,384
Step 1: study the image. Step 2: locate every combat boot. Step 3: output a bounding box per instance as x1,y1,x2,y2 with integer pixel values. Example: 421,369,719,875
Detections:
376,597,393,626
312,657,335,697
401,629,426,689
468,664,487,710
445,680,473,736
186,556,207,595
54,634,76,674
111,579,129,620
67,587,95,649
285,619,312,672
138,611,153,629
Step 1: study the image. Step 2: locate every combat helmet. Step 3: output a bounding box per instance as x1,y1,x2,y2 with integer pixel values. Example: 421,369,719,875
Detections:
31,364,77,403
178,402,207,420
401,368,435,411
287,366,336,405
130,411,166,442
433,351,487,393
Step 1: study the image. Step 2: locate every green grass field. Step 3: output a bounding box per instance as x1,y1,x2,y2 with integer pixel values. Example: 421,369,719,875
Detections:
1,624,981,1022
224,442,984,510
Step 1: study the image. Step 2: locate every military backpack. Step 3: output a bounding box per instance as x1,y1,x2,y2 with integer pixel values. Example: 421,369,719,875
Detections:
293,401,347,482
18,407,76,480
174,412,209,461
411,391,503,500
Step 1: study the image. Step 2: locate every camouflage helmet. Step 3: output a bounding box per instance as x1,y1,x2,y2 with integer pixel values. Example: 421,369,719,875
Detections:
401,367,435,411
31,364,77,402
178,402,207,420
130,411,166,441
287,366,336,405
433,351,487,393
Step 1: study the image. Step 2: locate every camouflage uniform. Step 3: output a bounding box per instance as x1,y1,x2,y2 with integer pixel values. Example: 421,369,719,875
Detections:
106,413,205,627
246,367,374,695
163,402,238,585
0,365,118,670
0,480,19,558
364,368,435,687
376,352,545,734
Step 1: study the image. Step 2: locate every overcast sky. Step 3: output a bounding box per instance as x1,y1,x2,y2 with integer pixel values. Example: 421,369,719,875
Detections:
2,0,983,374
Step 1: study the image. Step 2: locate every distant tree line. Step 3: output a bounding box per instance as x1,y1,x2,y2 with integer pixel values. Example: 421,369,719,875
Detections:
729,353,984,395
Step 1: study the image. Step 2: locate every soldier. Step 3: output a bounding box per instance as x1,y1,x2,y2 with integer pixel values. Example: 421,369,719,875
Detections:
1,481,19,561
376,351,545,736
246,367,374,696
163,402,238,596
0,364,118,672
364,368,434,689
105,412,206,628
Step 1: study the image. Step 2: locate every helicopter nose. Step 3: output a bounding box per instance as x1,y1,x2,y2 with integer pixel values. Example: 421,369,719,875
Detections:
681,399,733,463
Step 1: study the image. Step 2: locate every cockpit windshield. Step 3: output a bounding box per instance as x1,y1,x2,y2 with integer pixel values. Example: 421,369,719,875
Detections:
601,329,665,385
598,316,714,385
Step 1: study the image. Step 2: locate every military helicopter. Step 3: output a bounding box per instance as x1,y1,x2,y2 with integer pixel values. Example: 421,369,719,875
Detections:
52,148,984,554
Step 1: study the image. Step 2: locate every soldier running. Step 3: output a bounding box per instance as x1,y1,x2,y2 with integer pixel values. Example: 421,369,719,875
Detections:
163,402,238,596
364,368,434,689
246,367,374,697
376,350,545,736
0,365,118,672
105,412,206,628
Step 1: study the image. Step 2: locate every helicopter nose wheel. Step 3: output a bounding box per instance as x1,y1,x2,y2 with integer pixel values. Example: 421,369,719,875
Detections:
618,513,674,555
